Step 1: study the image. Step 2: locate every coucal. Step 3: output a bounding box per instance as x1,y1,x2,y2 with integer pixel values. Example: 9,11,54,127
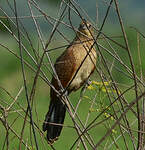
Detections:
43,19,97,143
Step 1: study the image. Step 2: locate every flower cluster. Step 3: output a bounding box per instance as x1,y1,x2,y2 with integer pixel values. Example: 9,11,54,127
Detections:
85,80,118,135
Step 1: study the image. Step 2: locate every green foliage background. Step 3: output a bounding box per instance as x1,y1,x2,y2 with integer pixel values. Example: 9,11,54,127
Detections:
0,0,145,149
0,26,145,149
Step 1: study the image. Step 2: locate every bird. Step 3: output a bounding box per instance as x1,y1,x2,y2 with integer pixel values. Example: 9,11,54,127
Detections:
43,19,97,144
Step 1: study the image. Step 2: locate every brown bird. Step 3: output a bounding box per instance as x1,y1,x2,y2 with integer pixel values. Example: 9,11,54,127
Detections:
43,19,97,143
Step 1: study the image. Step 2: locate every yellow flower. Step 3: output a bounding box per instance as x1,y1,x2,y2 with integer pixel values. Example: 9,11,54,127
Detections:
101,87,111,93
87,85,95,90
112,129,117,134
89,108,96,112
92,81,110,86
104,112,110,118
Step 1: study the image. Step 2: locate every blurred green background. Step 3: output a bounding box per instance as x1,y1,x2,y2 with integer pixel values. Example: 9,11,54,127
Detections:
0,0,145,149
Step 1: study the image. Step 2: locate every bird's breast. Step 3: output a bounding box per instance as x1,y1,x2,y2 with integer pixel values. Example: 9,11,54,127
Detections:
68,46,96,91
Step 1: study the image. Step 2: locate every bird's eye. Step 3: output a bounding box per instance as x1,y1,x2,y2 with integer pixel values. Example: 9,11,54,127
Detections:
79,23,85,29
79,21,92,31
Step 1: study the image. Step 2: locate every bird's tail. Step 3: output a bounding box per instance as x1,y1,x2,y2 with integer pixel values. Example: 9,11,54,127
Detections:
43,98,66,143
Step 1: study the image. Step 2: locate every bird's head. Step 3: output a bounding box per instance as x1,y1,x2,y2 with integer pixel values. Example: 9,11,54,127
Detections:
78,19,94,38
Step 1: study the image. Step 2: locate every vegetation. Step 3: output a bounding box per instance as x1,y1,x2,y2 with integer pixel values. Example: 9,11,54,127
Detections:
0,0,145,149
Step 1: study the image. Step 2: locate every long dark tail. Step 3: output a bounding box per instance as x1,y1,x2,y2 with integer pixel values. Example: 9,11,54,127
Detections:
43,99,66,143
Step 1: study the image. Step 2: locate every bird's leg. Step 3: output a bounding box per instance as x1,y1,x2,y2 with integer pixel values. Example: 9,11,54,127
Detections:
80,78,92,98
